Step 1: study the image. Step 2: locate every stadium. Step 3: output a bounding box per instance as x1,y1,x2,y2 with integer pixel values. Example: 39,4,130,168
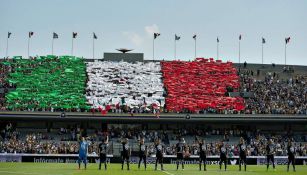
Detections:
0,1,307,175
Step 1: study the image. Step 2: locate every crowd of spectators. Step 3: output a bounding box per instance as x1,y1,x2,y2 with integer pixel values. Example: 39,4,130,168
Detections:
1,58,307,115
1,123,307,156
88,66,307,115
148,127,307,157
178,134,307,157
0,123,97,154
86,61,164,111
240,68,307,114
0,60,11,111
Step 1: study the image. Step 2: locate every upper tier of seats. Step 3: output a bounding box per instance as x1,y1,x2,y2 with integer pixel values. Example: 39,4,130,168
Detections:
0,60,11,110
239,67,307,114
1,56,306,114
161,58,245,113
2,56,89,111
86,61,164,110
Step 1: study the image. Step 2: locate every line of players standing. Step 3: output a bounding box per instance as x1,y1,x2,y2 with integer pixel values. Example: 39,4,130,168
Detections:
78,136,297,172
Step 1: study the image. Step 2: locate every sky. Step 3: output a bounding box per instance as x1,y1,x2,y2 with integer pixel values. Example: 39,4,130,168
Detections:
0,0,306,65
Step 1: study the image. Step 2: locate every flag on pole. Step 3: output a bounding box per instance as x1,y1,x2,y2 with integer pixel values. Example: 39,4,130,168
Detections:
29,31,34,38
175,34,181,40
93,32,97,39
73,32,77,38
154,33,160,39
285,37,290,44
262,37,266,44
217,37,219,43
239,34,242,40
8,32,12,38
53,32,58,39
193,34,197,40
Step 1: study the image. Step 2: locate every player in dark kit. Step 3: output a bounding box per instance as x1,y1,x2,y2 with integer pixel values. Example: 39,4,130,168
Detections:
266,139,276,171
219,141,227,171
198,138,207,171
287,139,296,172
121,138,131,170
238,137,247,171
155,138,164,171
138,137,147,170
98,135,109,170
176,137,186,170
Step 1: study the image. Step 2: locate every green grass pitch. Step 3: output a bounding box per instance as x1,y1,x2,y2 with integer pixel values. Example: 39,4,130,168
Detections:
0,163,305,175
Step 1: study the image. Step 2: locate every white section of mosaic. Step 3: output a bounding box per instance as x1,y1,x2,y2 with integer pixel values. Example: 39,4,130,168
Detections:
86,61,164,108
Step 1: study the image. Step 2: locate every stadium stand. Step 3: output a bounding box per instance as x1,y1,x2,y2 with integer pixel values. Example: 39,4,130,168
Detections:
240,67,307,114
0,61,9,110
86,61,164,113
3,56,89,112
0,56,306,115
161,58,245,113
1,123,306,157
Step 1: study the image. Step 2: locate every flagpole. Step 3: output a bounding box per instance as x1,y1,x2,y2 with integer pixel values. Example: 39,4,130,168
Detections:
174,38,176,60
284,41,287,66
194,37,196,58
52,37,54,55
239,40,241,64
93,37,95,59
71,37,74,56
261,42,264,65
28,36,30,58
153,37,155,61
217,41,219,60
6,35,9,58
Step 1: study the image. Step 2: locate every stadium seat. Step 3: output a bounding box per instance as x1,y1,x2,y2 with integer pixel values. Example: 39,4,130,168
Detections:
4,56,89,111
86,61,165,110
161,59,245,113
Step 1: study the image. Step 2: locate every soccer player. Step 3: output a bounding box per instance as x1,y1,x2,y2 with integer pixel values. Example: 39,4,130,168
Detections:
138,137,147,170
287,139,296,172
266,139,276,171
176,137,185,170
121,138,131,170
98,135,109,170
155,138,164,171
219,141,227,171
78,137,89,170
198,139,207,171
238,137,247,171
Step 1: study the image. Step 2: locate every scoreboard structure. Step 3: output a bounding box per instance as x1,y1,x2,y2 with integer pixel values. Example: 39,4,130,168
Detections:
104,50,144,62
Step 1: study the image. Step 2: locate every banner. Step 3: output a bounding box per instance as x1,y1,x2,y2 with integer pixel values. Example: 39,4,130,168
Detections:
0,154,22,162
1,154,306,165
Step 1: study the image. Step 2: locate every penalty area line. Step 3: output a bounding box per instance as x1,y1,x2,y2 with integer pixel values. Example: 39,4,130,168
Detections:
0,170,64,175
162,170,175,175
